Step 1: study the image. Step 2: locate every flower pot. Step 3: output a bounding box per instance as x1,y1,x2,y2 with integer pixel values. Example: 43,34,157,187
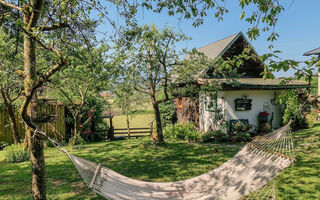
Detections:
259,116,268,122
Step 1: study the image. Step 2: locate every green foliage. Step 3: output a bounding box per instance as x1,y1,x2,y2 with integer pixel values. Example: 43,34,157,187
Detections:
159,100,177,127
0,141,9,150
230,132,252,142
277,90,316,130
141,137,154,148
201,131,215,142
3,144,30,163
277,90,310,130
213,129,252,143
277,90,300,124
68,135,86,150
113,79,148,115
303,113,315,129
163,122,201,142
79,96,109,142
212,130,229,142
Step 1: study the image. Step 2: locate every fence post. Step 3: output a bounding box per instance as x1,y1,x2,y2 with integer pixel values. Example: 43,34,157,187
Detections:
149,121,153,136
107,117,114,140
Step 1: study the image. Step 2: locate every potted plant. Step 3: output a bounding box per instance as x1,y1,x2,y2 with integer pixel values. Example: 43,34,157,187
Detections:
259,111,270,122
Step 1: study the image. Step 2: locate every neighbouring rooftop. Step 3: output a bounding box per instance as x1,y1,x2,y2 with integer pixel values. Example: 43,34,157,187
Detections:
303,47,320,56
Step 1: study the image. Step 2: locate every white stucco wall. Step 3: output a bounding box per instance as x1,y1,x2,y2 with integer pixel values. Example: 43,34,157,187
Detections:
199,91,226,132
199,90,283,133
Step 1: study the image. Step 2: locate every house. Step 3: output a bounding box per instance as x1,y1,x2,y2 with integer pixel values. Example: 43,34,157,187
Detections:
175,32,309,133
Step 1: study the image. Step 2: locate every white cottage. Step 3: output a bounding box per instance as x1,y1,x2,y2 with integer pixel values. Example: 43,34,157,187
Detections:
175,32,309,133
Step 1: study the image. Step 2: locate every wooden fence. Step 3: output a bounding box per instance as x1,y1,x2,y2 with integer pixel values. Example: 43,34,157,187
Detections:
0,105,66,144
114,127,153,138
98,121,154,140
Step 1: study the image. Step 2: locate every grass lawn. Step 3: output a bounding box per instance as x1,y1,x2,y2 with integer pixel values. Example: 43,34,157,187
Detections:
0,123,319,199
106,113,155,129
275,123,320,200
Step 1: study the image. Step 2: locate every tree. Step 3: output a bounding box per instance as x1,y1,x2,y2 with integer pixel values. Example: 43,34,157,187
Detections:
113,80,147,138
0,0,286,199
116,24,188,143
0,27,23,144
49,44,111,145
0,1,108,199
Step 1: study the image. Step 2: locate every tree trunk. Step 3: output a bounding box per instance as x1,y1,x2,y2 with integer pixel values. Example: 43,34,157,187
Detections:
27,126,46,200
0,89,20,144
7,105,20,144
73,116,80,145
22,4,46,199
151,99,164,143
125,109,130,139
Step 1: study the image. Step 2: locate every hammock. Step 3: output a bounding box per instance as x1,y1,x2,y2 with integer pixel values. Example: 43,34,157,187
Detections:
43,121,295,200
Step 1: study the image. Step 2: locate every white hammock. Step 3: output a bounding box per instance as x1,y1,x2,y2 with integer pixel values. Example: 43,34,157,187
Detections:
46,121,295,200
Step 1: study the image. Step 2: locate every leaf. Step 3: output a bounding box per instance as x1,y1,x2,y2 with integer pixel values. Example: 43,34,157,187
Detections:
240,11,246,19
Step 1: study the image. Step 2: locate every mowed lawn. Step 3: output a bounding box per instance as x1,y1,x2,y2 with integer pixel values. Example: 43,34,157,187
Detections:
0,123,319,199
107,113,155,128
0,139,241,200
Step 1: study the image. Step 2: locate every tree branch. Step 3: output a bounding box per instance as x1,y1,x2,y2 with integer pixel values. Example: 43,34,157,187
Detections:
134,85,150,95
41,23,69,31
58,87,76,107
0,0,22,12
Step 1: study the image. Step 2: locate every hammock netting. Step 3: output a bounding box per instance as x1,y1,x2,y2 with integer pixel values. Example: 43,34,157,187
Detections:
59,121,295,200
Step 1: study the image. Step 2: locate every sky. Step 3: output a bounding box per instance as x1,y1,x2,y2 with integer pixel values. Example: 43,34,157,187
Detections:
99,0,320,77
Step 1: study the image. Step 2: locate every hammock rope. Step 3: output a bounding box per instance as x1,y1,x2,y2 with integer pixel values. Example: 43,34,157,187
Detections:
37,120,295,200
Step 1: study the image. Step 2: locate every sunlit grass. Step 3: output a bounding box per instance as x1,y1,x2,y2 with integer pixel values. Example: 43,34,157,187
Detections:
106,113,155,128
0,139,241,199
0,123,319,199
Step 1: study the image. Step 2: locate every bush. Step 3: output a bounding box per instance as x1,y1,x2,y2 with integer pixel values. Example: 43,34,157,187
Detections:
163,122,201,142
201,132,215,142
3,144,30,163
303,113,315,128
231,132,252,142
68,135,86,149
213,130,229,142
141,137,154,148
0,141,9,150
211,129,252,143
277,90,316,130
159,100,177,127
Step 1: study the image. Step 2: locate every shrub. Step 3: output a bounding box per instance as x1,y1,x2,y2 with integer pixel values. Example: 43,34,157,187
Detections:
159,100,177,127
231,132,252,142
277,90,316,130
141,137,153,148
163,122,201,142
68,135,86,149
213,130,229,142
212,129,252,143
303,113,315,128
201,131,215,142
0,141,9,150
3,144,30,163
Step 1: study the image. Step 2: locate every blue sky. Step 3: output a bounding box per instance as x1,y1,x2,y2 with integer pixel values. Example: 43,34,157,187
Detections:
99,1,320,77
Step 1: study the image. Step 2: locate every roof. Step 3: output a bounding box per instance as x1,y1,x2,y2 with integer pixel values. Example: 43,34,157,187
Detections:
184,32,257,60
303,47,320,56
197,78,309,90
176,32,264,81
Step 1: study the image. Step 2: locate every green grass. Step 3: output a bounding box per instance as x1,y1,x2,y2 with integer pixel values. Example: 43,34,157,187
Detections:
107,113,155,128
275,123,320,200
0,139,241,199
0,123,320,199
